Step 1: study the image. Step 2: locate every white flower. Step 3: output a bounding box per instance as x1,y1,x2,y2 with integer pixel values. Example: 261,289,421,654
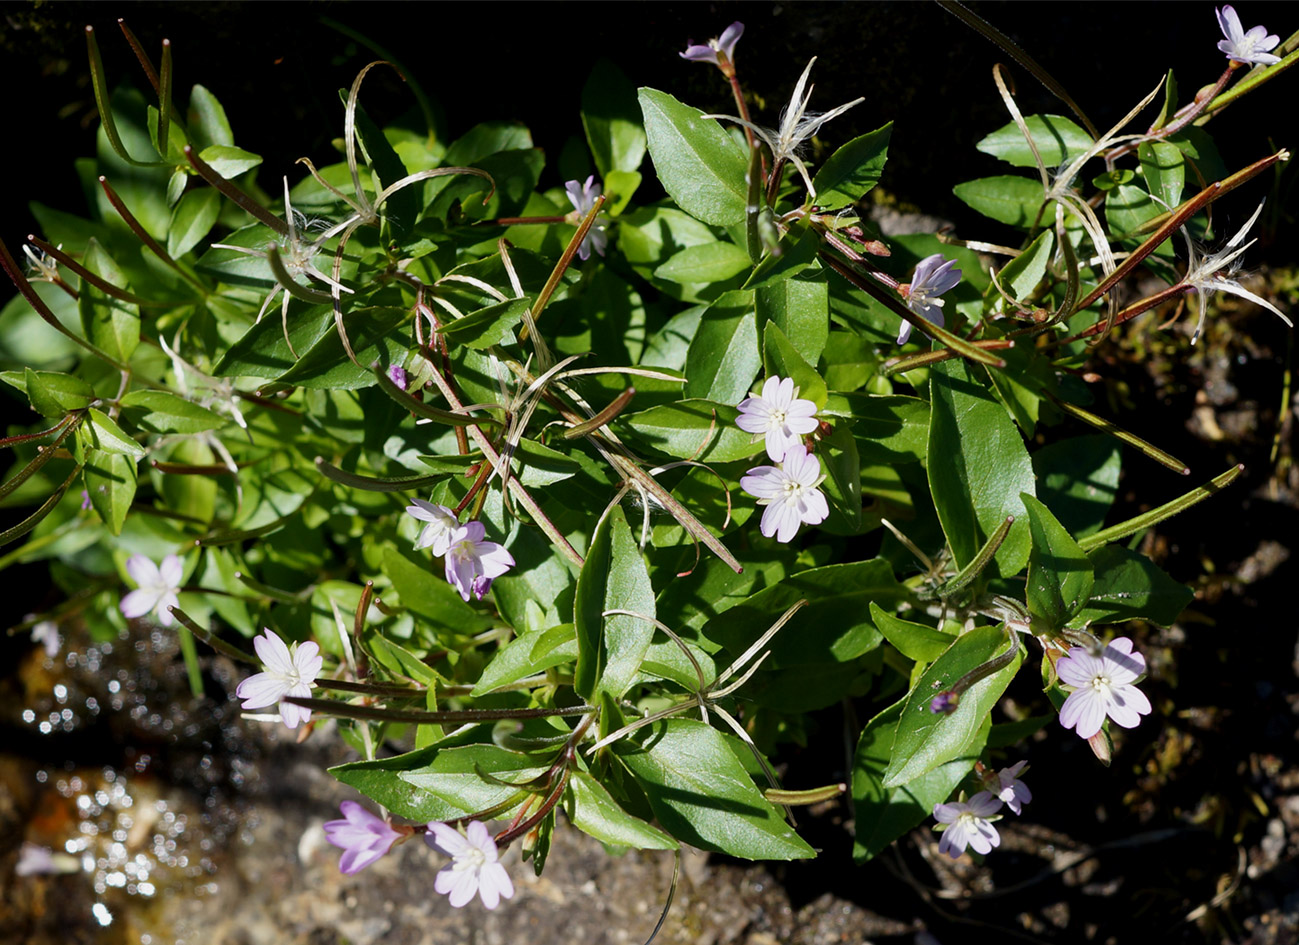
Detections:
933,791,1003,859
563,176,608,260
740,444,829,543
1056,636,1152,739
120,554,184,627
736,375,820,461
444,521,515,602
426,820,514,910
1180,199,1292,344
991,761,1032,815
235,628,323,729
406,499,460,556
710,58,864,199
897,253,962,345
30,620,60,658
1216,6,1282,66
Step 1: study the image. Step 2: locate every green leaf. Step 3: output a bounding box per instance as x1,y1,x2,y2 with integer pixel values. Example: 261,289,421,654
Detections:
120,390,224,434
998,228,1054,303
976,114,1094,168
1074,545,1192,627
214,302,334,379
701,560,904,711
573,505,655,701
615,717,814,860
197,144,262,179
869,602,953,662
349,99,415,237
883,624,1022,788
622,399,763,463
84,449,137,536
811,122,892,210
275,306,409,390
581,60,647,177
683,290,759,404
438,297,529,350
638,88,748,227
952,176,1054,228
1138,140,1185,209
87,408,145,458
566,770,677,850
13,369,94,418
744,227,822,292
825,393,929,465
1106,183,1162,239
332,743,545,821
167,187,221,258
762,321,826,408
1032,435,1121,538
852,697,983,862
818,424,862,533
381,547,494,636
1021,494,1094,631
927,359,1035,576
754,270,828,367
187,84,235,150
77,239,140,364
473,624,578,695
654,241,752,284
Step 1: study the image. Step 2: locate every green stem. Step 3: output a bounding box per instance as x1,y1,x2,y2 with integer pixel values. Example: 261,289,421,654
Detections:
1078,464,1244,552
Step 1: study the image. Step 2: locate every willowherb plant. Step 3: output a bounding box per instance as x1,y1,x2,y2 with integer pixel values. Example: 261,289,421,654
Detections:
1,4,1293,918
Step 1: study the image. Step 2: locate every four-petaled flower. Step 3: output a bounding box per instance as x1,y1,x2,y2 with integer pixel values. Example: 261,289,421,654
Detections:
120,554,184,627
444,521,515,602
1216,6,1281,66
406,499,461,557
1180,199,1292,344
680,21,744,75
736,375,820,461
1056,636,1152,739
897,253,962,345
426,820,514,909
991,761,1032,815
563,176,609,261
740,445,829,543
324,801,405,874
235,628,323,729
933,791,1003,859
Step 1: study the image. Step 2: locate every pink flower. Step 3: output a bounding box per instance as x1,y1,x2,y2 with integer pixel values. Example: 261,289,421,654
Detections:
426,820,514,909
740,444,829,543
1216,6,1281,66
933,791,1003,858
324,801,404,874
120,554,184,627
680,21,744,74
1056,636,1152,739
991,761,1032,815
444,521,515,602
736,375,819,462
235,629,323,729
897,253,961,345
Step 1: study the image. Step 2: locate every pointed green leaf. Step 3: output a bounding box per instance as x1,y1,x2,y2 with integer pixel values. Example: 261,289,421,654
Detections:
573,506,655,701
84,449,137,536
754,270,828,367
654,241,752,284
869,602,953,663
581,60,647,177
811,122,892,210
1074,545,1192,627
121,390,224,434
567,770,677,850
15,369,94,418
77,239,139,364
615,717,814,860
883,625,1022,788
976,114,1094,168
622,399,763,463
87,408,145,458
683,290,759,404
928,359,1035,576
638,88,748,226
167,187,221,258
1022,494,1094,630
762,321,826,408
998,228,1054,303
952,175,1054,228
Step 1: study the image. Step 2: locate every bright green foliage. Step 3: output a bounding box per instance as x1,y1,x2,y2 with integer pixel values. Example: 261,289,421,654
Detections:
2,10,1264,878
